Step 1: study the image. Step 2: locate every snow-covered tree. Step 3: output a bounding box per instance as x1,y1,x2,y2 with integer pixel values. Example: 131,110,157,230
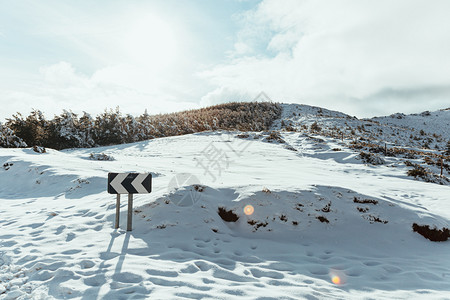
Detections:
94,107,127,146
136,111,157,140
123,114,140,143
6,110,47,147
78,112,96,148
45,110,82,149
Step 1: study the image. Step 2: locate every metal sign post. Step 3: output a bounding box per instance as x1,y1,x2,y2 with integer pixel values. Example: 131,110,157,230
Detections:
107,173,152,231
115,194,120,229
127,194,133,231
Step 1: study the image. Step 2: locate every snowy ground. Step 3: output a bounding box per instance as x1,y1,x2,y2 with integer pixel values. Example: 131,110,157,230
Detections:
1,112,450,299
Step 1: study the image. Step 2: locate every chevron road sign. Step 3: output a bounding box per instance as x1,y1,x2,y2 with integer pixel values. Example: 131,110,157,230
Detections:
108,173,152,194
108,173,152,231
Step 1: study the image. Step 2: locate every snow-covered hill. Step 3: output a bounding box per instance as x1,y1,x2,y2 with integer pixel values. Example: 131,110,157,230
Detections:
372,107,450,143
1,105,450,299
274,104,450,151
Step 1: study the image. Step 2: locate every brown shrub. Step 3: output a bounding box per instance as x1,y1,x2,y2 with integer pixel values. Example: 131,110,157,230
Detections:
310,122,321,132
193,185,205,192
357,207,369,213
353,197,378,205
364,215,388,224
218,207,239,222
317,216,329,223
262,187,271,194
33,145,46,153
407,166,427,178
412,223,449,242
265,131,285,143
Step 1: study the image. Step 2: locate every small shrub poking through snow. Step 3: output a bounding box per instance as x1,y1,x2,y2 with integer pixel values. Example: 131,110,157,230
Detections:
193,184,205,192
406,163,449,185
33,146,46,153
354,197,378,205
359,152,385,165
364,215,388,224
317,216,329,223
321,202,331,213
247,220,268,231
310,122,321,132
89,153,114,161
236,133,250,139
357,207,369,213
263,131,285,144
3,162,13,170
262,187,271,194
407,165,427,178
218,207,239,222
412,223,450,242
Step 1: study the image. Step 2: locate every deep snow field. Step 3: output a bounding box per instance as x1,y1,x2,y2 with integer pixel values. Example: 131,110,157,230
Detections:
1,106,450,299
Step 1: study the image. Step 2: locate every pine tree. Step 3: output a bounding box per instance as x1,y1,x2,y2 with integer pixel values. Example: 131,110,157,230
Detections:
123,114,140,143
94,107,126,146
137,111,156,140
78,112,96,148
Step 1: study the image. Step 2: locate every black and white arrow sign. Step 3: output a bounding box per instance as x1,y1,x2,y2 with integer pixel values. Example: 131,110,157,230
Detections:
108,173,152,194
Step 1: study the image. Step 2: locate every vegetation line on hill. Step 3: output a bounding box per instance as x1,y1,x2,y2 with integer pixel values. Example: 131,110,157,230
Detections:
0,102,281,150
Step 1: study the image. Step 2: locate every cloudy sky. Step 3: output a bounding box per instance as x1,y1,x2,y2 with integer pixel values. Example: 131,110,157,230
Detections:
1,0,449,121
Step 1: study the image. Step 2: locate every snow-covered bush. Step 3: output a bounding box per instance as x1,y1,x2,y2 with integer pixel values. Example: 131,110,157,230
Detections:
412,223,449,242
406,163,449,185
310,121,321,132
89,153,114,161
359,152,385,165
32,146,46,153
0,122,27,148
263,131,285,144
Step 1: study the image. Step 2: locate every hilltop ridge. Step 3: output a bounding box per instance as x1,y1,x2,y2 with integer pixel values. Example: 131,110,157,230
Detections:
2,102,449,152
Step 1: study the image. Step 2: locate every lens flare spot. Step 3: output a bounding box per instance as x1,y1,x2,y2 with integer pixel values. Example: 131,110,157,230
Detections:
244,205,254,216
329,269,346,285
331,275,341,285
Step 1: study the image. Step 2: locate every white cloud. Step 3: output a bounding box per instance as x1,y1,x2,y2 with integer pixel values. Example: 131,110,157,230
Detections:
200,86,253,107
203,0,450,117
0,62,199,121
40,62,88,87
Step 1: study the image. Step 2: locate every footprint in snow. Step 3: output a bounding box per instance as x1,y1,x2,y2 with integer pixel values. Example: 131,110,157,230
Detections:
112,272,143,283
55,225,66,235
363,261,382,267
145,269,178,278
61,249,81,255
80,260,95,269
84,274,106,287
66,233,76,242
250,268,284,279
